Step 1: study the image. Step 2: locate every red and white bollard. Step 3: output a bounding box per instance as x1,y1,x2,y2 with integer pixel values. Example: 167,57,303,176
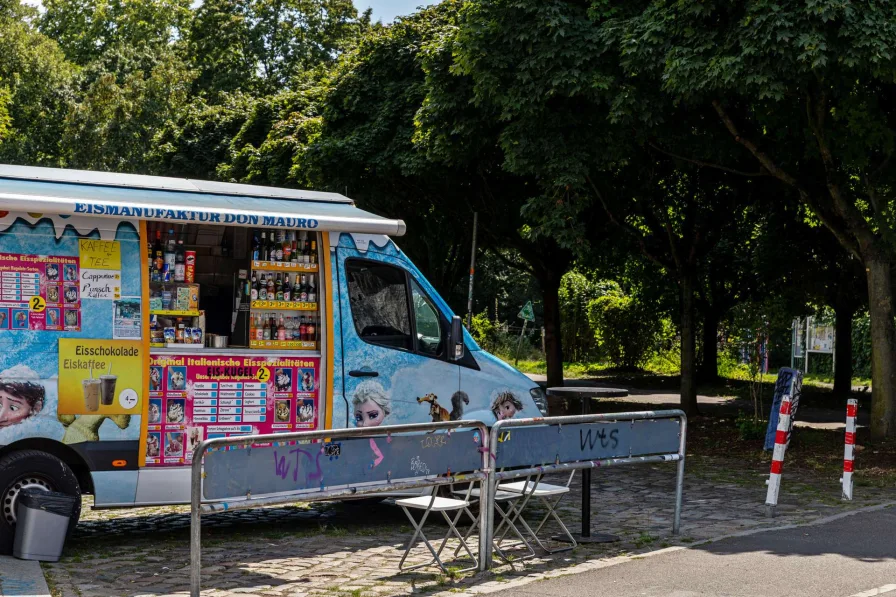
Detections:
841,398,857,500
765,394,792,517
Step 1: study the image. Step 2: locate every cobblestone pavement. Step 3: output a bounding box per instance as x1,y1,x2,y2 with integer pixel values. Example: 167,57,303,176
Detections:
43,457,894,597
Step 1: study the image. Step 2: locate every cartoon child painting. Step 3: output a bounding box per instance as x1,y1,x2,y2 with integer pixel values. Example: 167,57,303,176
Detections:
64,264,77,281
491,391,524,421
352,381,391,428
0,380,44,428
300,369,314,392
0,310,7,329
46,263,59,281
46,308,59,327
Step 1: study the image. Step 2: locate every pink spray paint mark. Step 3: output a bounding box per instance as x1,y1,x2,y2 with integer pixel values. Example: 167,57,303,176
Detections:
370,438,384,467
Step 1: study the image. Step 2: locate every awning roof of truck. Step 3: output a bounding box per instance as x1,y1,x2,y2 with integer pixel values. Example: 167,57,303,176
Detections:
0,165,406,236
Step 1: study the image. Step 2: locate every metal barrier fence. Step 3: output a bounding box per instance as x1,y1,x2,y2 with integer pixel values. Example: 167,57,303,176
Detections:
482,410,687,570
190,420,490,597
189,411,687,591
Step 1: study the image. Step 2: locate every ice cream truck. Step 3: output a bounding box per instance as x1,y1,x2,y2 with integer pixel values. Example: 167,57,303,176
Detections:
0,164,547,551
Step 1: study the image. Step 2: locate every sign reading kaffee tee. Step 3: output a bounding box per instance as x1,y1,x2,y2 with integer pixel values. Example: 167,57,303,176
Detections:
58,339,143,415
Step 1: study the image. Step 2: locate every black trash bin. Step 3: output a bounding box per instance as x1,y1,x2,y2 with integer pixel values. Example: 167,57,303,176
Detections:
13,489,77,562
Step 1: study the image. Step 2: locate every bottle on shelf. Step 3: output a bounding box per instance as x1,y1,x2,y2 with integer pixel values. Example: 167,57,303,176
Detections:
282,231,291,262
307,315,317,343
252,231,261,260
299,316,308,341
277,315,286,341
174,239,186,282
152,230,164,282
275,273,284,301
260,231,268,261
266,274,275,300
298,274,309,302
262,315,271,340
307,274,317,303
258,274,267,300
250,272,259,301
163,229,176,281
292,274,301,302
302,234,311,264
310,240,317,264
249,312,257,339
256,314,264,341
290,232,298,263
283,276,291,302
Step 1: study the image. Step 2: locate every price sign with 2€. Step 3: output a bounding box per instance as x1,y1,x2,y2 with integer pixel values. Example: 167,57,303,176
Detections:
29,296,46,312
256,367,271,383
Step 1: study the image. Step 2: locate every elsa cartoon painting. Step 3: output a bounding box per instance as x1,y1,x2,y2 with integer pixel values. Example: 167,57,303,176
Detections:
351,381,391,428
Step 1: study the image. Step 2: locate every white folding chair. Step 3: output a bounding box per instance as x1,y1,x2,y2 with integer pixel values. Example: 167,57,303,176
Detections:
395,485,479,574
451,485,535,562
498,470,577,553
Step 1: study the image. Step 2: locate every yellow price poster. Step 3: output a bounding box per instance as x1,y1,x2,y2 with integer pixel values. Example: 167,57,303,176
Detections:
79,239,121,270
58,339,143,415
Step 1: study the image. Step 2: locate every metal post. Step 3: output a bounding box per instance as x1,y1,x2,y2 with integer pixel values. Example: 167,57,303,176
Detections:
466,212,478,330
479,429,495,572
190,443,204,597
514,319,527,366
580,397,591,538
673,414,688,534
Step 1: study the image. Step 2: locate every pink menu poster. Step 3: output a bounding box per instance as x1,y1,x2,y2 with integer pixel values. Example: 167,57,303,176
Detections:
145,354,321,466
0,252,81,331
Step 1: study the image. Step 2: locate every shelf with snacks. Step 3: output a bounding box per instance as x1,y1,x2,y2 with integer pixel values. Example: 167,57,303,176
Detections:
251,260,318,273
249,339,318,351
250,300,317,311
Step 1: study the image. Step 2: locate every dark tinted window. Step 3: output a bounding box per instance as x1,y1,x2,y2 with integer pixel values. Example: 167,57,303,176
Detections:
346,260,412,351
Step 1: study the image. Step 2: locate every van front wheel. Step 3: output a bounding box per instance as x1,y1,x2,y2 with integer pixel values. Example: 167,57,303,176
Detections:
0,450,82,555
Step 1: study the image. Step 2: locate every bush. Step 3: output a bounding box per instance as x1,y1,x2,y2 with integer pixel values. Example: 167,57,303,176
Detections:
559,272,612,362
587,290,661,369
735,412,768,441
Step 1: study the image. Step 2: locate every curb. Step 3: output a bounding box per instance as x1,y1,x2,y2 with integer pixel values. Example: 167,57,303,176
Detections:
0,557,51,597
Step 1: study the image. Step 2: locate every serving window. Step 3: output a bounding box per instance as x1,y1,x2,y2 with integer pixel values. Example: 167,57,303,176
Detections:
146,223,322,352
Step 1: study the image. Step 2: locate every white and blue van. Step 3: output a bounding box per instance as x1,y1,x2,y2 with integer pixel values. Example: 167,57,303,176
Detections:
0,165,547,551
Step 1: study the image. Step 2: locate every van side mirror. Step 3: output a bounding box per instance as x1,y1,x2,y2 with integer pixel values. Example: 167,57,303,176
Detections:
449,315,465,362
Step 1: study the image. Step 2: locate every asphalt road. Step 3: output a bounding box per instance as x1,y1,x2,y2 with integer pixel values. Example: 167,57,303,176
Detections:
491,507,896,597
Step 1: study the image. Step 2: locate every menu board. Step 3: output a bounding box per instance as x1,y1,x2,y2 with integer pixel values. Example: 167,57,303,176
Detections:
0,252,81,331
145,353,321,467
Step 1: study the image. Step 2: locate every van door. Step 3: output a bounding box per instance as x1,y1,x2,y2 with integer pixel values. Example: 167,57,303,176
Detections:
334,246,460,428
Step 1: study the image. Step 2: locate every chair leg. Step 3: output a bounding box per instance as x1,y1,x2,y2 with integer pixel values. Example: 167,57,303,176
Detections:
524,495,575,554
399,506,445,573
441,510,478,573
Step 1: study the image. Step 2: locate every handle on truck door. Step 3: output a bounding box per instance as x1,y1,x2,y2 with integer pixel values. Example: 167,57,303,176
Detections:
349,370,379,378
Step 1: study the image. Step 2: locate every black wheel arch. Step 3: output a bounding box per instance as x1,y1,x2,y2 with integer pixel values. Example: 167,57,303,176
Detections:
0,439,93,495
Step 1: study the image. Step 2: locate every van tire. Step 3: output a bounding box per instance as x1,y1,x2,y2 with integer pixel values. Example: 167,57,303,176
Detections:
0,450,82,555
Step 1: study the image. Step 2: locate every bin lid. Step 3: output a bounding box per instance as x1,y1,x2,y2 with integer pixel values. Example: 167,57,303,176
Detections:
19,488,77,517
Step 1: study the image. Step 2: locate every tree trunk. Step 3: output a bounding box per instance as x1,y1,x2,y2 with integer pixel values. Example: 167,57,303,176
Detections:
865,256,896,440
833,301,854,398
699,311,719,382
541,276,564,389
680,271,699,416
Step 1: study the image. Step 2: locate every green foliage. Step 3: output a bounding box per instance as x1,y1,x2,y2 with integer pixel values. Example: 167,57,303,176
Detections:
588,288,661,369
468,310,497,352
735,412,768,442
558,271,612,363
40,0,193,65
852,313,872,380
0,6,75,165
62,45,195,172
149,93,253,179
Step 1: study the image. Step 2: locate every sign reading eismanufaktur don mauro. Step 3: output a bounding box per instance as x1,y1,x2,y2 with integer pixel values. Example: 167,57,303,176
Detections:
73,202,320,229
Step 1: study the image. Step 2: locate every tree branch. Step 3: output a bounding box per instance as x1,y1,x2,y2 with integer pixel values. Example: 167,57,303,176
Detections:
647,140,769,177
711,99,862,259
586,175,671,270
